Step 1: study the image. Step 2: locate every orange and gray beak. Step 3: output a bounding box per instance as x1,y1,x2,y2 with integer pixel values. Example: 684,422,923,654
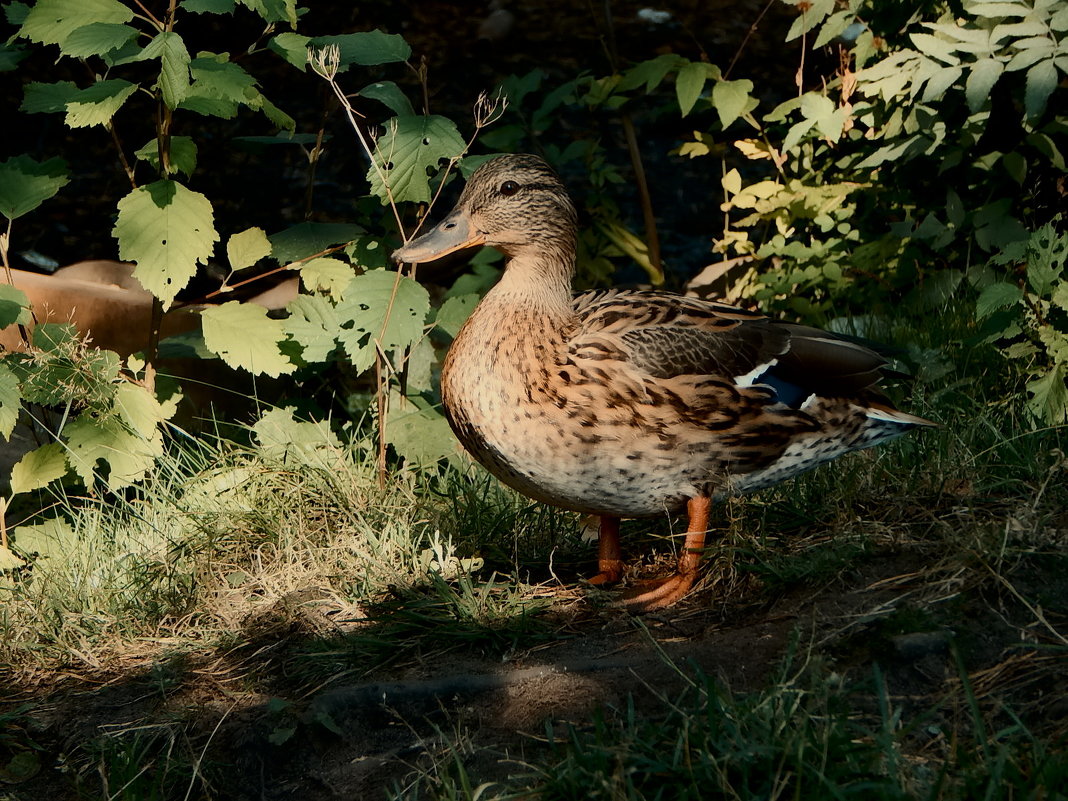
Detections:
392,208,486,264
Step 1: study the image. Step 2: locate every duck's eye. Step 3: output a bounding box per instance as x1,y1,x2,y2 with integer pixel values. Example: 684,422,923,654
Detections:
499,180,520,197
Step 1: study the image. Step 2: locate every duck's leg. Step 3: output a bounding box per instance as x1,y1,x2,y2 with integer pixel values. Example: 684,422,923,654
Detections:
619,496,710,610
586,515,624,585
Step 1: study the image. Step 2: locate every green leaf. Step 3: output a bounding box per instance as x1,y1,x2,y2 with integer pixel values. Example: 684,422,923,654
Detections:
140,31,191,108
1025,58,1057,118
299,256,353,301
1025,363,1067,425
64,413,163,489
227,226,272,270
712,78,754,129
309,31,411,70
617,53,686,93
335,269,430,372
12,516,76,562
201,301,296,376
0,363,23,440
133,136,198,177
675,61,707,117
434,293,477,338
113,180,219,307
284,294,339,362
21,80,79,113
182,0,235,12
0,41,30,71
10,443,67,494
965,58,1004,112
366,115,466,205
910,33,961,66
253,407,340,462
4,2,31,25
386,393,457,467
0,284,32,328
19,0,133,48
921,66,963,102
0,154,69,220
0,544,25,571
65,79,138,128
785,0,834,42
269,222,363,264
358,81,414,116
113,381,176,438
187,53,257,103
976,281,1023,317
267,31,310,69
61,22,137,58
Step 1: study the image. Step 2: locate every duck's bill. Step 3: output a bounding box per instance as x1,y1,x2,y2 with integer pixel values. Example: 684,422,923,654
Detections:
392,209,485,264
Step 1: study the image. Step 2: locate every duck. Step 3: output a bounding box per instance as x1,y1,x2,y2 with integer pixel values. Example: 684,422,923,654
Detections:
393,153,936,610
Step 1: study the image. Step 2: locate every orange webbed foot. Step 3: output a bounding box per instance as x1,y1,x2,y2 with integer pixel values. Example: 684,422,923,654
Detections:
614,570,698,611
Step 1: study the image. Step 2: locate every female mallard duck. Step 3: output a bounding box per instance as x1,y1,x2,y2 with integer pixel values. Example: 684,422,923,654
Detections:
394,154,935,610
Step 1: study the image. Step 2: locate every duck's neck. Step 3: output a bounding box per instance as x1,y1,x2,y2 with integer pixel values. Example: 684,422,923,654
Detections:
484,247,576,324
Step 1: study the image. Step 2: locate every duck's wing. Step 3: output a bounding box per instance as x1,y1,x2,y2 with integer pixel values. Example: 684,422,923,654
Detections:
570,289,890,407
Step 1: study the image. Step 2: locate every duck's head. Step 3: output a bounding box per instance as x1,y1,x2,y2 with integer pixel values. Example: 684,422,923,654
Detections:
392,154,578,266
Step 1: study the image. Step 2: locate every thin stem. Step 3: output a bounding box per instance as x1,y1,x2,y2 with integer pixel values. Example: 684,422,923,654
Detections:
726,0,775,79
0,218,33,347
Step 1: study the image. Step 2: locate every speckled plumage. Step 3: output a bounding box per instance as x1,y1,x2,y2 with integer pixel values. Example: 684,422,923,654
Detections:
394,154,936,608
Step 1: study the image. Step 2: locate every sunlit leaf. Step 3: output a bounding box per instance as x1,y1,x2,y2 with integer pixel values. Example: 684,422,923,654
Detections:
140,31,191,108
201,301,296,376
65,79,138,128
712,78,754,129
1024,58,1057,118
227,226,272,270
61,22,137,57
0,154,69,220
19,0,133,48
336,269,430,372
10,443,67,494
366,115,466,205
299,256,354,301
0,363,23,440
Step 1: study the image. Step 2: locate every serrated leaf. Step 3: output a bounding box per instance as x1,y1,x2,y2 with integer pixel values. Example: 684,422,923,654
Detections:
19,0,133,48
921,66,963,102
201,301,296,376
62,22,137,58
1025,58,1057,118
1052,282,1068,312
140,31,191,108
976,281,1023,317
65,413,163,489
0,154,69,220
675,61,707,117
0,363,23,439
133,136,198,177
183,0,235,12
284,294,339,362
785,0,834,42
386,393,458,466
712,78,753,129
65,79,138,128
267,31,310,68
309,31,411,70
0,41,30,71
299,256,353,301
20,80,79,113
12,516,76,561
434,293,477,338
1025,363,1067,425
10,443,67,494
253,407,340,462
0,545,25,571
358,81,414,115
269,222,364,264
366,115,466,205
187,53,257,103
335,269,430,372
4,2,31,25
114,180,219,307
254,92,294,131
227,226,272,270
966,58,1004,112
617,53,686,93
0,284,31,328
113,382,173,438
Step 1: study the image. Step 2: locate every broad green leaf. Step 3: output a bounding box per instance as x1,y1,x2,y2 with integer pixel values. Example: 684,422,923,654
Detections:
65,79,137,128
239,0,297,26
386,393,458,466
0,545,24,571
4,2,30,25
366,115,466,204
0,154,69,220
187,53,257,103
359,81,414,116
201,301,296,376
1052,282,1068,313
0,363,22,440
114,180,219,307
1025,58,1057,118
267,31,310,69
133,136,198,177
1026,364,1067,425
910,33,962,66
0,284,32,328
10,443,67,494
253,407,340,462
618,53,686,93
675,61,708,117
20,80,79,113
140,31,191,108
309,31,411,70
19,0,133,48
227,226,272,270
12,516,76,562
813,9,854,49
966,1,1030,17
252,92,295,131
434,293,477,338
785,0,834,42
966,58,1004,111
64,414,163,489
269,222,364,264
712,78,754,129
0,41,29,71
183,0,236,12
113,382,174,438
299,256,353,301
177,84,239,118
976,281,1023,317
284,294,339,362
336,269,430,372
921,66,963,102
61,22,137,58
404,335,434,392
